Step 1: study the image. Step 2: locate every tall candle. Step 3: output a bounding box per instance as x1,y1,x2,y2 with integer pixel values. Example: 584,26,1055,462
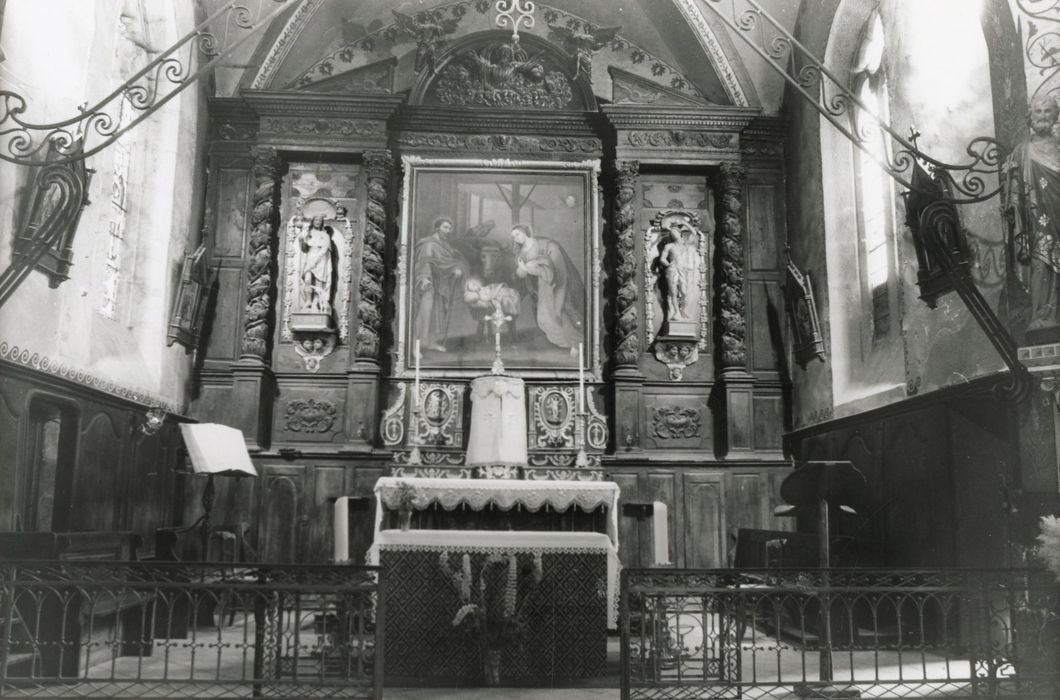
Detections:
333,497,350,563
652,501,670,566
414,339,421,409
578,342,585,414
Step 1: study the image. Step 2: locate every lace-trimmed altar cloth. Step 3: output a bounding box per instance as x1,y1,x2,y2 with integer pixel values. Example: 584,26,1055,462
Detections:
367,529,620,629
373,476,621,545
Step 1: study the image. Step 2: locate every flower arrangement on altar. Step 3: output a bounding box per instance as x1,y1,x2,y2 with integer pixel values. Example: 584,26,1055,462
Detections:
439,550,544,685
394,480,418,511
1037,515,1060,582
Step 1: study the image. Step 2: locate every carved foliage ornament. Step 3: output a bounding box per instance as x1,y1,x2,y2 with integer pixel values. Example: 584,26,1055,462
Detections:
241,147,283,361
284,399,337,433
628,131,735,150
260,117,381,138
651,406,702,439
717,163,747,370
614,160,641,367
397,133,599,154
425,37,575,110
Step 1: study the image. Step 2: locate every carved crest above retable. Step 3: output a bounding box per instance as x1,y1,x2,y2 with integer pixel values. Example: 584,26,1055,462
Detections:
412,33,594,111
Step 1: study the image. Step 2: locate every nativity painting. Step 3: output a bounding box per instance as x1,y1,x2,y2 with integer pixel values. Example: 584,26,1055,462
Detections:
398,158,600,375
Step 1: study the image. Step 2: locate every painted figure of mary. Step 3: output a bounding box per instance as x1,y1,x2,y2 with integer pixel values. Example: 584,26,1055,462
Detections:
510,223,585,352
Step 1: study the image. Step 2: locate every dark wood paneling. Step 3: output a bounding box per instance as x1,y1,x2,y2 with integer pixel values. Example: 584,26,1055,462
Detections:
747,183,779,272
645,470,677,566
752,394,784,451
71,410,122,532
609,471,642,569
215,169,250,257
683,472,724,568
203,266,244,362
260,465,304,564
310,465,346,563
749,281,783,373
0,381,23,530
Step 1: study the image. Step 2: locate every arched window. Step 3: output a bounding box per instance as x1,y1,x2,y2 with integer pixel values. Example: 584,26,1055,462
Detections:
849,12,895,342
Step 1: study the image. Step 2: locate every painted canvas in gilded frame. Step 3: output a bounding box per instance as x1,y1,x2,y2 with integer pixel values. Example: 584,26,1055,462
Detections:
395,157,601,378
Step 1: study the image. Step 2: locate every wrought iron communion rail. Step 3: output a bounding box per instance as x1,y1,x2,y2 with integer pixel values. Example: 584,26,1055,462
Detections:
0,561,383,699
620,567,1060,700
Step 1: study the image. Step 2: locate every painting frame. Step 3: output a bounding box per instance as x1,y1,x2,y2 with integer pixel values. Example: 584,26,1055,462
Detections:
395,156,602,379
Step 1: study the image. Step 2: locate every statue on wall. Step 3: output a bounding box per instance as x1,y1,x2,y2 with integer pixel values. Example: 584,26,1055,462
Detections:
648,213,700,338
392,9,459,75
547,24,621,81
655,225,691,322
1004,94,1060,334
297,215,335,315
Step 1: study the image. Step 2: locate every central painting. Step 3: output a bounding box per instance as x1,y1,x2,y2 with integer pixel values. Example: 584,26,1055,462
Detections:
396,157,601,378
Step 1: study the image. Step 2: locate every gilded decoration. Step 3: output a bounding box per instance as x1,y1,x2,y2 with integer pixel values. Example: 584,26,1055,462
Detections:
651,406,702,440
283,398,338,433
394,156,602,380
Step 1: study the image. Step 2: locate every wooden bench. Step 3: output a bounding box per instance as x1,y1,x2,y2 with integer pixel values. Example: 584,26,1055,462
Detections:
0,531,151,677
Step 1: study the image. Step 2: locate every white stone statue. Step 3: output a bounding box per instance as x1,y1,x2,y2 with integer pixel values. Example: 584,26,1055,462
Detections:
298,215,334,314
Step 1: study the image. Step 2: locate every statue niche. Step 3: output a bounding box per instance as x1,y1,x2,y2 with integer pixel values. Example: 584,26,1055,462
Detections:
411,32,595,111
283,200,355,372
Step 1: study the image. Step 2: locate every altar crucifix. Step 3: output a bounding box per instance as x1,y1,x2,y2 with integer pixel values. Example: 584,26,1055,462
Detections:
487,301,511,375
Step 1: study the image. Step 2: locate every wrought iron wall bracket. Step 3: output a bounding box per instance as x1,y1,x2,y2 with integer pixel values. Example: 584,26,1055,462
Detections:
0,0,292,166
700,0,1002,204
918,200,1032,402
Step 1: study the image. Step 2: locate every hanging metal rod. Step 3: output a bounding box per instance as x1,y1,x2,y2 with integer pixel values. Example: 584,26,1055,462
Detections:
700,0,1003,204
0,0,294,166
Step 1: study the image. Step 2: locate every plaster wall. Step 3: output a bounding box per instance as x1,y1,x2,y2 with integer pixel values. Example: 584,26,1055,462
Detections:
788,0,1005,428
0,0,207,410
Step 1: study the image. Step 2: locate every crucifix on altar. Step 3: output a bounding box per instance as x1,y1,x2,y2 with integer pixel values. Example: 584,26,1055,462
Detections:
485,301,511,375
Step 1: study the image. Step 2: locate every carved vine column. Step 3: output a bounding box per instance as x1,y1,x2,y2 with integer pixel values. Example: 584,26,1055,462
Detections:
614,160,641,369
233,145,283,451
716,162,754,456
346,149,392,450
355,150,392,363
613,159,644,453
240,146,283,362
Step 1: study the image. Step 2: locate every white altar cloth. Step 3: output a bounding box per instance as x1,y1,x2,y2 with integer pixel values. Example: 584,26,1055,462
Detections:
373,476,621,546
368,529,619,629
465,375,528,467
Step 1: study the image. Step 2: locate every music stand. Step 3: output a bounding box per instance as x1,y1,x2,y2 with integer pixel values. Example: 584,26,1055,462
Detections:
179,424,258,559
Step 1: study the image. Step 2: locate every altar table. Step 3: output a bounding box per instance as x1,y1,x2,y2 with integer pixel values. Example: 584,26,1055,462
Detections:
369,530,617,682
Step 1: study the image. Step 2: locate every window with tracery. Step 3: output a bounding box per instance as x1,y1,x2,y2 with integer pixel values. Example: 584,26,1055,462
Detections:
850,12,895,342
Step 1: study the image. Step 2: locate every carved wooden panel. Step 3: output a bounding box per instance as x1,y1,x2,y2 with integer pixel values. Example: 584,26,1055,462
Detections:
643,393,712,451
273,383,347,444
608,471,643,570
0,382,22,530
752,393,784,452
261,466,303,564
747,183,780,272
683,472,724,568
203,266,243,362
748,281,783,374
71,411,122,532
215,169,250,257
310,465,346,564
645,471,677,565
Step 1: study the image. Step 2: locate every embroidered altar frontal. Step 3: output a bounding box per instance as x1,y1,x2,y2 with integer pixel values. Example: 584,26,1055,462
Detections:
380,545,609,681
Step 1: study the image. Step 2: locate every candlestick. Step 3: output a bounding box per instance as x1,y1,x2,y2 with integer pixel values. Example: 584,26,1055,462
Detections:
414,339,421,409
578,342,585,414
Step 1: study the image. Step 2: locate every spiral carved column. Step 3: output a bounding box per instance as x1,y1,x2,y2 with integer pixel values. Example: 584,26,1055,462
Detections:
356,149,392,363
717,162,748,373
614,160,641,369
240,146,282,362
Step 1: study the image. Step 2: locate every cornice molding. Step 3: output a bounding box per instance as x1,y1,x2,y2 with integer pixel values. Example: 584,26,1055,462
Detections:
0,341,185,414
240,90,405,120
601,104,759,132
396,105,602,138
